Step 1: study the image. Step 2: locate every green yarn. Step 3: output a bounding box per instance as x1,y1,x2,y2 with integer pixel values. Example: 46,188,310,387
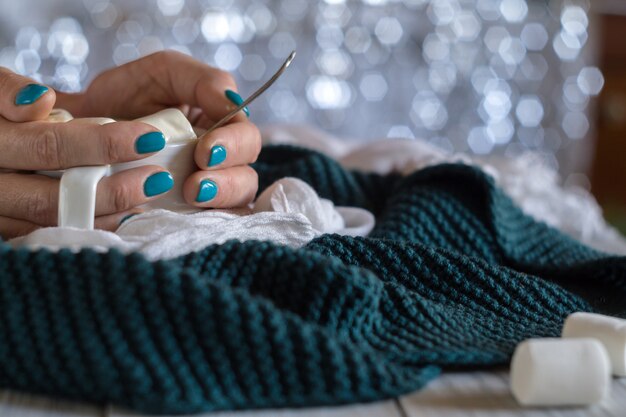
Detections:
0,145,624,414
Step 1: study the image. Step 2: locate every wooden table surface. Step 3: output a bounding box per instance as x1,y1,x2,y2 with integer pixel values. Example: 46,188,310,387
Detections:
3,371,625,417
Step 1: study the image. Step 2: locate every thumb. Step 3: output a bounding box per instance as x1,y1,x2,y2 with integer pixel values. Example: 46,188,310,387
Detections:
0,67,56,122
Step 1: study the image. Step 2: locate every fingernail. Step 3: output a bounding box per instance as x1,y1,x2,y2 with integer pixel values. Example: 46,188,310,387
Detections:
208,145,227,167
120,213,138,225
135,132,166,154
144,172,174,197
15,84,49,106
225,89,250,117
196,179,218,202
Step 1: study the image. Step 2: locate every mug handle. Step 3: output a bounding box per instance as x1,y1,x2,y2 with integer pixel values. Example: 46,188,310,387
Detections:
58,165,111,229
57,117,116,230
54,109,194,229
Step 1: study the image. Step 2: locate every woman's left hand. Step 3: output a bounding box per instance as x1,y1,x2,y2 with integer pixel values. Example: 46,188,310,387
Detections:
55,50,261,209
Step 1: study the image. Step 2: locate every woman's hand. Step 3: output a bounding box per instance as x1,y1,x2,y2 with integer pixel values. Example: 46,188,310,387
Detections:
56,50,261,210
0,67,174,238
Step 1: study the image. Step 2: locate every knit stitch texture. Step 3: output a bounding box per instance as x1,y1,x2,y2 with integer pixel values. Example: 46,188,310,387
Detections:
0,145,624,413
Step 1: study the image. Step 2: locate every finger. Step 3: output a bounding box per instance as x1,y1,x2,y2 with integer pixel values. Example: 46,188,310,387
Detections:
0,207,144,239
95,209,144,232
0,208,143,239
195,121,262,169
95,166,173,216
0,172,58,225
140,51,250,122
0,67,56,122
0,118,166,170
0,216,39,240
0,167,173,225
183,166,258,208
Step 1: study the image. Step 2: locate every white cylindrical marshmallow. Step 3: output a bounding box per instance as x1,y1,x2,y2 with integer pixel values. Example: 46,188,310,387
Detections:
562,312,626,376
510,338,611,406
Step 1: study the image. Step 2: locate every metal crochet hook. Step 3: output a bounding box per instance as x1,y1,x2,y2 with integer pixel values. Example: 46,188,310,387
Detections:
207,50,296,133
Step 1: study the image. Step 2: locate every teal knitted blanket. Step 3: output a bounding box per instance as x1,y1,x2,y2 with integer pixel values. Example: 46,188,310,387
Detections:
1,145,625,414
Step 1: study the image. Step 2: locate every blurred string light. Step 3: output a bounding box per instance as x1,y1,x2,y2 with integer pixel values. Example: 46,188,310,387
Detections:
0,0,603,177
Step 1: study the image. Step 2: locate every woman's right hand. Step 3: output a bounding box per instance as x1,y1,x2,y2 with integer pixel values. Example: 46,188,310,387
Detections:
0,67,172,239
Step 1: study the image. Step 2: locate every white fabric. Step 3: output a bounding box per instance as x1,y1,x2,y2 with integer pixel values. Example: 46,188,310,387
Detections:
262,124,626,255
10,177,374,261
10,123,626,259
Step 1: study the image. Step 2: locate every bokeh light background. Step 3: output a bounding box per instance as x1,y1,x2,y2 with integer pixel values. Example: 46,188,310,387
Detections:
0,0,603,182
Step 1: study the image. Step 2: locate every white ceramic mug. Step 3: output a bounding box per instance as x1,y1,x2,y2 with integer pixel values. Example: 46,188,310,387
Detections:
43,108,199,230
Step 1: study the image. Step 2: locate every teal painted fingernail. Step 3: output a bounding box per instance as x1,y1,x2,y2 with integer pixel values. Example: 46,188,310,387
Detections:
225,89,250,117
196,179,218,202
144,172,174,197
120,214,138,225
208,145,227,167
135,132,166,154
15,84,49,106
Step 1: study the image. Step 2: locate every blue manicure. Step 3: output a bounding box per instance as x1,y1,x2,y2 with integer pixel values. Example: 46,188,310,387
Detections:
15,84,49,106
196,179,218,202
120,213,138,225
135,132,166,154
225,89,250,117
208,145,227,167
144,172,174,197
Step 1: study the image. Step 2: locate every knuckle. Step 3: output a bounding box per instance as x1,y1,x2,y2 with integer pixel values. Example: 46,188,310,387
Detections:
99,126,122,163
214,70,236,87
24,189,55,224
110,184,133,213
224,73,237,87
0,72,12,95
224,72,236,87
33,128,63,169
0,69,19,91
159,49,183,64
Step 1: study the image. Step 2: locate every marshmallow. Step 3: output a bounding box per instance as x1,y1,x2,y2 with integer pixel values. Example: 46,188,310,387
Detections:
510,338,611,406
562,312,626,376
